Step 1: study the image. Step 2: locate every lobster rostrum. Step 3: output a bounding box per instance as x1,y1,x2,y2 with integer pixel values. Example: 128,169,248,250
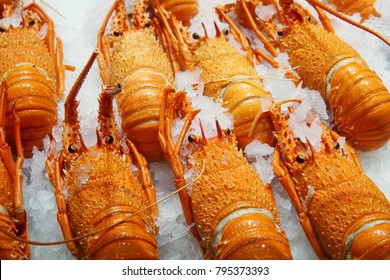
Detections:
97,0,191,161
156,5,277,151
218,0,390,151
158,89,292,259
149,0,199,26
45,50,159,260
270,100,390,259
0,83,30,260
0,1,73,157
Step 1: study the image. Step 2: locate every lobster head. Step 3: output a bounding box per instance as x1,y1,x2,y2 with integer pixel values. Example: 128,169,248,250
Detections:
186,119,237,154
269,100,350,176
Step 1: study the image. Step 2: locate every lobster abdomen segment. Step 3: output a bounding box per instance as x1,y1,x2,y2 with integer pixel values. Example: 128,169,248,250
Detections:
214,211,292,260
327,59,390,150
3,64,57,157
117,69,171,161
85,211,158,260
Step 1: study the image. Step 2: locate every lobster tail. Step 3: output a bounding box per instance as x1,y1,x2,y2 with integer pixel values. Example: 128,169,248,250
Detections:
0,211,30,260
220,79,275,148
117,69,171,161
214,212,292,260
85,211,158,260
3,64,57,157
327,60,390,151
348,221,390,260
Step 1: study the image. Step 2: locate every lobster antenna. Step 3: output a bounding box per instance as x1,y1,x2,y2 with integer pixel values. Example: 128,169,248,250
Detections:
0,159,206,246
306,0,390,45
65,49,98,107
38,0,66,19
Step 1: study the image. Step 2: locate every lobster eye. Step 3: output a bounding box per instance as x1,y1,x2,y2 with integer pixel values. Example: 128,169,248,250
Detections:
277,31,284,36
225,128,231,135
0,27,5,33
222,29,229,36
188,134,196,143
334,142,340,149
29,19,35,26
113,30,120,37
68,144,78,153
145,21,151,28
296,155,305,163
106,135,114,144
192,33,200,40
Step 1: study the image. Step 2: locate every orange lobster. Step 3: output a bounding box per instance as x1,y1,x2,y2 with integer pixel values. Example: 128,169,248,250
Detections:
270,100,390,259
158,89,292,259
155,5,277,151
97,0,191,161
327,0,380,22
217,0,390,151
45,50,159,260
0,1,73,157
0,83,30,260
149,0,198,26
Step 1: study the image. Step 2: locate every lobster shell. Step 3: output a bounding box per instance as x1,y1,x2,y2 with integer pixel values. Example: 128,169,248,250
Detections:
281,23,390,151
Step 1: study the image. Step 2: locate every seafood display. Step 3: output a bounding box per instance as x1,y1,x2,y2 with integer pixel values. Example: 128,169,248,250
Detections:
0,0,387,260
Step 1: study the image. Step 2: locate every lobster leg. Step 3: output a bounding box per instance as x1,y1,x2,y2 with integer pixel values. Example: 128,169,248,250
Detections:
53,152,83,258
272,146,327,259
97,0,121,86
126,139,158,218
158,88,200,241
10,108,26,230
218,0,278,58
154,5,196,70
23,2,55,64
214,5,255,64
0,83,16,178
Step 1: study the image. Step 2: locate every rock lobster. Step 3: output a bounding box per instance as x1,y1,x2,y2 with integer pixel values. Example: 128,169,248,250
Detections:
155,4,277,150
270,100,390,259
97,0,191,161
217,0,390,151
0,1,73,157
158,88,292,259
0,83,30,260
45,50,159,260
